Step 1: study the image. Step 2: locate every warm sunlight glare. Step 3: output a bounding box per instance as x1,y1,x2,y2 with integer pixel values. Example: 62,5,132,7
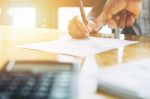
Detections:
58,7,112,33
58,7,91,32
9,7,36,28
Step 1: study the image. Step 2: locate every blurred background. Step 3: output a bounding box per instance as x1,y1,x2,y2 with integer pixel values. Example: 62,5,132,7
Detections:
0,0,111,33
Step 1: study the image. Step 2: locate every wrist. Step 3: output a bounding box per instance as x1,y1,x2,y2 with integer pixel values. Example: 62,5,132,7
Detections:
87,20,101,32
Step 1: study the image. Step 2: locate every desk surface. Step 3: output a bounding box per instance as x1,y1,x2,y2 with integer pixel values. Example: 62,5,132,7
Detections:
0,25,150,99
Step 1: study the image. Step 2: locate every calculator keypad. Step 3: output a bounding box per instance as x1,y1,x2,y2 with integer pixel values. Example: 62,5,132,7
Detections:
0,71,74,99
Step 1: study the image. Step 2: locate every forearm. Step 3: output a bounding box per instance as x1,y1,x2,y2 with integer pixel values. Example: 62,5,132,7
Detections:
88,0,143,19
87,0,107,20
86,0,107,32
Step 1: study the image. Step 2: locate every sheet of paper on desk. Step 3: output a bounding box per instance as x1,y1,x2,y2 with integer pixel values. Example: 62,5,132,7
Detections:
18,37,138,57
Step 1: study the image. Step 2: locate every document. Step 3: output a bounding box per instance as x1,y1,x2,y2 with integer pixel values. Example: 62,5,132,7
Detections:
18,37,138,57
96,58,150,99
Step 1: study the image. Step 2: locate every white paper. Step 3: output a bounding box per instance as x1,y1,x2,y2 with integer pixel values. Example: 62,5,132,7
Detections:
96,58,150,99
18,37,138,57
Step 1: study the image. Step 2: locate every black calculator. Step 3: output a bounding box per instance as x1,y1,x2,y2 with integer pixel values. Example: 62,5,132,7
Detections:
0,60,78,99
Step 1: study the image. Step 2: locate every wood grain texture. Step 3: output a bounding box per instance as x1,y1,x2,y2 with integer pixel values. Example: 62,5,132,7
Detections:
0,25,150,99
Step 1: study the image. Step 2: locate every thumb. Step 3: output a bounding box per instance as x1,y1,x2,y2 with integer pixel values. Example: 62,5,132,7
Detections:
98,0,128,26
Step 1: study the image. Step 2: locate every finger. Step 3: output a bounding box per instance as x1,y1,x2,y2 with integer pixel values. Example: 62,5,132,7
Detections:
73,16,90,37
126,12,135,27
113,15,120,26
68,20,87,39
107,19,117,29
99,0,127,24
68,23,84,39
68,26,84,39
68,20,78,38
71,17,89,38
118,10,128,29
68,22,85,39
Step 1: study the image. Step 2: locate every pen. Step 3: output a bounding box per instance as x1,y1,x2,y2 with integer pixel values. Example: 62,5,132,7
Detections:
79,0,88,25
79,0,90,38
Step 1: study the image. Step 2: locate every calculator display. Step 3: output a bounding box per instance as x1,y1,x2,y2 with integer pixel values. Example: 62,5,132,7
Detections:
11,61,74,73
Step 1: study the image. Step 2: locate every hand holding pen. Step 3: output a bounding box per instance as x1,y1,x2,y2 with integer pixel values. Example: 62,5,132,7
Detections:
68,0,101,39
68,0,142,39
68,0,91,39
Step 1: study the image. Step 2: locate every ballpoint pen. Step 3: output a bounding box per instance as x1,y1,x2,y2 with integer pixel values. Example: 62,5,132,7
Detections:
79,0,90,38
79,0,88,26
79,0,105,38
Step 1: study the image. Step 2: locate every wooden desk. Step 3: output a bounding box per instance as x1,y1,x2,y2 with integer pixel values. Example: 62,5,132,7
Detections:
0,25,150,99
0,26,60,68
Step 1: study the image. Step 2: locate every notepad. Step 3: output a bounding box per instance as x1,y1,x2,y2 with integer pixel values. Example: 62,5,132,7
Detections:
18,37,138,57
